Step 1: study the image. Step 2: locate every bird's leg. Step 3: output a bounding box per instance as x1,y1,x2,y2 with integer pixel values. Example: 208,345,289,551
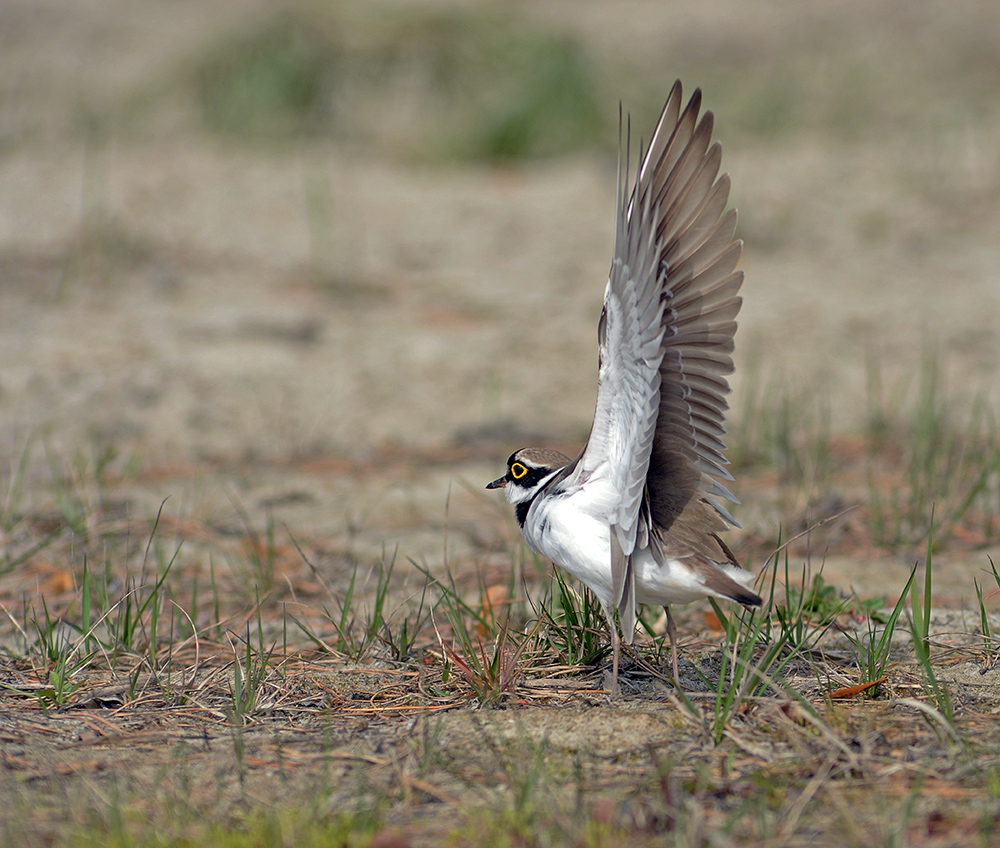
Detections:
605,611,621,698
664,605,679,683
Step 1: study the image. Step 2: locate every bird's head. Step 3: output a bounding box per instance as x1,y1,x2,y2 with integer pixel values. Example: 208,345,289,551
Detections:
486,448,572,504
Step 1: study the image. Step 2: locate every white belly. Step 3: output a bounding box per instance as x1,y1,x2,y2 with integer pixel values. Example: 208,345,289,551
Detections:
632,546,718,606
521,492,753,611
521,492,616,609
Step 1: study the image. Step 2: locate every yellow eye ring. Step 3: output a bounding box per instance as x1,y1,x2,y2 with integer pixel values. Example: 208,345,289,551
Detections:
510,462,528,480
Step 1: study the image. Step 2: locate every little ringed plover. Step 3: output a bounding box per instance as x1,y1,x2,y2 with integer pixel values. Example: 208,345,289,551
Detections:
487,81,761,696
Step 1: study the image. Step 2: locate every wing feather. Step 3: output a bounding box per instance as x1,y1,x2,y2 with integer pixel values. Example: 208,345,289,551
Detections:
559,82,744,619
557,82,744,624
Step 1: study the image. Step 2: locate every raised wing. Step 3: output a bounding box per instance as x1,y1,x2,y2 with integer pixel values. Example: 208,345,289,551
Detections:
644,88,743,535
566,81,743,617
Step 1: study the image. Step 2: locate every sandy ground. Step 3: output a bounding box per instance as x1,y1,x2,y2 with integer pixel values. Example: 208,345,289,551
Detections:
4,3,1000,845
2,0,1000,626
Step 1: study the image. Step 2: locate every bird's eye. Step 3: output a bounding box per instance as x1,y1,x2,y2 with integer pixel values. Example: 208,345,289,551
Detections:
510,462,528,479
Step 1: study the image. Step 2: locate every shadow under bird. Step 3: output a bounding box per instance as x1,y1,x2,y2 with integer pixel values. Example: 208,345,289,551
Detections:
487,81,761,697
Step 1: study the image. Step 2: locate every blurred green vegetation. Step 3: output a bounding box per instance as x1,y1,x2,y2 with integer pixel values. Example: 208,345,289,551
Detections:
195,15,335,140
113,2,1000,164
187,7,606,161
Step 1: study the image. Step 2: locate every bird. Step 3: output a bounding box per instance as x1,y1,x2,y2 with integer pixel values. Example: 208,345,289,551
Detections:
486,81,761,696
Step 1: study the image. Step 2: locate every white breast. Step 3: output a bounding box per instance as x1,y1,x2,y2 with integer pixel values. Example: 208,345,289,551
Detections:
521,488,616,609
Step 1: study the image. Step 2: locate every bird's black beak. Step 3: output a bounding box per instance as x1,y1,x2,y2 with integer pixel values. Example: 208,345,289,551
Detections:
486,475,507,490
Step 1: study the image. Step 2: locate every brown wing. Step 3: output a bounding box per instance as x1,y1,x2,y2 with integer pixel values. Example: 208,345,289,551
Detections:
637,82,743,536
